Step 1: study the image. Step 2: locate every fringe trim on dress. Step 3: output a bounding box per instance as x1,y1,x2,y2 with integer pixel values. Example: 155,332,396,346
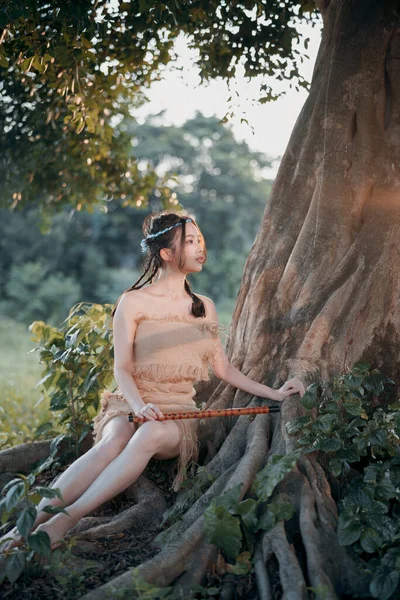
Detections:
131,362,211,383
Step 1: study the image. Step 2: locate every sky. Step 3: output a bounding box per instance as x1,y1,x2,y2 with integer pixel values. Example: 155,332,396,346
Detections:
132,19,323,177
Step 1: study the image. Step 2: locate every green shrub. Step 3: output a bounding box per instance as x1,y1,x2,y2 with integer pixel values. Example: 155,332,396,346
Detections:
286,363,400,600
29,302,115,456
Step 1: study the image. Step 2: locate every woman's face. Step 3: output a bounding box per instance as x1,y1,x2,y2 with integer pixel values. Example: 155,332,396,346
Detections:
181,221,206,272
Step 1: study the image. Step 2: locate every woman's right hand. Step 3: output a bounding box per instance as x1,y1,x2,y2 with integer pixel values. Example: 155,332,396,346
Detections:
137,403,164,421
274,377,306,402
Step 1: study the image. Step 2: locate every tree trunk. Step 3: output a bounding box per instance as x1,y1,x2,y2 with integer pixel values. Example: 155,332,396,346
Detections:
2,1,399,598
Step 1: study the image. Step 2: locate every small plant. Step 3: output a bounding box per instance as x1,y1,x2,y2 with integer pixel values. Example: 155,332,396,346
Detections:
30,302,115,458
203,450,300,563
0,438,70,585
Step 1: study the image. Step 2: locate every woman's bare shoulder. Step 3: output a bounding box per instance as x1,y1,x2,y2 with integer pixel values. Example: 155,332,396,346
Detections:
196,293,214,307
117,288,147,315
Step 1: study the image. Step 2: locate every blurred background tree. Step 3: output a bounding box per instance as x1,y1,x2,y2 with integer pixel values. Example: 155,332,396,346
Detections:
0,112,273,326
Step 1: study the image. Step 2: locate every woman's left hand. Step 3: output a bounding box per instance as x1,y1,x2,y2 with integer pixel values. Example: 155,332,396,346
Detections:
276,377,306,401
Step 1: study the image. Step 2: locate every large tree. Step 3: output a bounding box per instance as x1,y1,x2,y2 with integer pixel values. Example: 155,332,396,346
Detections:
1,1,400,599
0,0,314,213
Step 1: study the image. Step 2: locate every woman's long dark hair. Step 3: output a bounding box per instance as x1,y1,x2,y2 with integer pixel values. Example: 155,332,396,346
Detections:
111,210,208,318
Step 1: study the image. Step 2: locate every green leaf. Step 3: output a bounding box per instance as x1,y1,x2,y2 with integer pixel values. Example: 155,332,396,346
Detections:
20,55,34,72
352,361,371,374
0,54,9,68
213,483,242,511
315,414,338,432
317,437,342,453
343,402,364,416
369,428,387,446
16,505,37,540
360,527,382,553
252,451,300,502
285,416,312,434
50,391,68,410
375,478,396,501
328,458,343,477
204,502,242,560
345,486,373,509
363,372,385,395
301,388,317,410
41,505,69,516
2,477,24,494
27,531,51,556
343,373,364,389
33,486,63,501
337,519,362,546
269,497,295,521
6,550,26,584
257,507,275,532
232,498,258,532
324,401,339,413
370,571,399,600
5,482,25,512
34,421,55,437
81,37,93,49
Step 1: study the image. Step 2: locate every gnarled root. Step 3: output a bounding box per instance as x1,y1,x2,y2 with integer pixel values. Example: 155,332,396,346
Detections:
261,520,308,599
0,439,68,474
68,475,167,540
173,540,218,593
297,454,371,597
253,539,273,600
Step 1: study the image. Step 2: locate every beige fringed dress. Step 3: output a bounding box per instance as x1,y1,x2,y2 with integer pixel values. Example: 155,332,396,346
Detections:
92,311,225,492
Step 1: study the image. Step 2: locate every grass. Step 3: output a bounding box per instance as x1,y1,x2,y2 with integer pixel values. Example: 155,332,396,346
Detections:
0,316,50,449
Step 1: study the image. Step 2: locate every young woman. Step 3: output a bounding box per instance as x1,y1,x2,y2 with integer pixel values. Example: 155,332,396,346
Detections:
0,210,305,552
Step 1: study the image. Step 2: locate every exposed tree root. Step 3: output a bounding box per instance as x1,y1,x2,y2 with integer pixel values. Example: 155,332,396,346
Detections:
173,540,218,594
298,467,340,599
254,539,273,600
68,476,167,540
205,415,249,472
297,455,371,598
262,520,308,599
0,434,93,478
0,439,68,473
219,574,236,600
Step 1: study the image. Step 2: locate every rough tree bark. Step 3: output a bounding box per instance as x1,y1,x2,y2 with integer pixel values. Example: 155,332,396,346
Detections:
1,1,399,598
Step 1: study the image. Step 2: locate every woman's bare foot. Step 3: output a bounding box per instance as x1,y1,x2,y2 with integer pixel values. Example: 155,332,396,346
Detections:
34,512,77,550
0,526,24,553
0,505,58,554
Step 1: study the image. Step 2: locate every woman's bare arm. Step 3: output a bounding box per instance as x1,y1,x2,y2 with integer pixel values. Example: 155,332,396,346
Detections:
112,292,147,414
200,295,305,401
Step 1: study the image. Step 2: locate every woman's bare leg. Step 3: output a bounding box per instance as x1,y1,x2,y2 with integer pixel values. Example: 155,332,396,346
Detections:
0,415,135,552
33,416,136,524
34,420,181,548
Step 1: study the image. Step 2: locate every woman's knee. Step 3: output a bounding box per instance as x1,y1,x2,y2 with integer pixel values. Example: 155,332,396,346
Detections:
130,421,170,454
96,434,131,459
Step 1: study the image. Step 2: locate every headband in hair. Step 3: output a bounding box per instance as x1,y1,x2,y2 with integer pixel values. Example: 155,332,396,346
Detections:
140,218,192,253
